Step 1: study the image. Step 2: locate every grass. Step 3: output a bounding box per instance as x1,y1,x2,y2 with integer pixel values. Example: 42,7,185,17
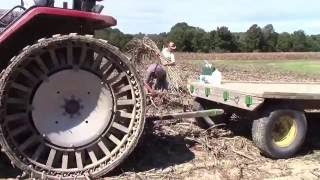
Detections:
189,60,320,75
269,61,320,74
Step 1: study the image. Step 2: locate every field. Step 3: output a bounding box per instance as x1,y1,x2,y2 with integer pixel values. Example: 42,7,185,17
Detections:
1,53,320,179
175,52,320,61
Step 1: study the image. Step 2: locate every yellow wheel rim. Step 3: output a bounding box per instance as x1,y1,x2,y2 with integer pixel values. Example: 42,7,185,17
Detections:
271,115,297,148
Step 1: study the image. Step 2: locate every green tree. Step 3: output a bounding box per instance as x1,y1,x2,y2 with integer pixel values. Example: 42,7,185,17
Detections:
95,28,133,49
95,23,320,53
234,32,246,52
261,24,278,52
276,32,292,52
168,22,211,52
244,24,263,52
208,30,217,52
291,30,307,52
168,22,194,51
191,27,210,52
201,32,211,52
306,35,320,51
215,26,238,52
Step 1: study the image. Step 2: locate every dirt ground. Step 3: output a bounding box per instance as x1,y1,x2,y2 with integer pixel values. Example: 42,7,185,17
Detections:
1,60,320,179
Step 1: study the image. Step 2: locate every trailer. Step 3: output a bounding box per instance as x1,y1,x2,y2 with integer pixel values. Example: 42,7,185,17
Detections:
188,81,320,159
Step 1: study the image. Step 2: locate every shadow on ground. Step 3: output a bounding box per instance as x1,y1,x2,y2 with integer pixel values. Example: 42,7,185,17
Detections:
111,112,320,176
1,113,319,178
0,152,21,178
0,131,195,179
305,113,320,149
110,121,196,176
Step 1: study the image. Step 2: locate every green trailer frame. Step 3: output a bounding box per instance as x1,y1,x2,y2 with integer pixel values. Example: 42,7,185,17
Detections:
188,80,320,159
188,81,320,111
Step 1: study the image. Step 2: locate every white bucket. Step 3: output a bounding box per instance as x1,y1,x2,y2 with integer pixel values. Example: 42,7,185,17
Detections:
199,69,222,86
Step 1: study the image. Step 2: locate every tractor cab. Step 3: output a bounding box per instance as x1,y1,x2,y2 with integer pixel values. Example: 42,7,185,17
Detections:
0,6,25,32
0,0,115,68
0,0,55,31
0,0,104,33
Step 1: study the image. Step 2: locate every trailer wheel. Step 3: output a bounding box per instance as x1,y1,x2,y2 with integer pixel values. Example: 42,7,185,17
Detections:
252,110,307,159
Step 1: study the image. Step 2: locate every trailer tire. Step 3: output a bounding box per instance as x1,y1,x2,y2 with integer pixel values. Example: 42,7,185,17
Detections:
252,110,307,159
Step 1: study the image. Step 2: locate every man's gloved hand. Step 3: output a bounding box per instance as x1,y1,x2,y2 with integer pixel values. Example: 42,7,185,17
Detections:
144,83,157,96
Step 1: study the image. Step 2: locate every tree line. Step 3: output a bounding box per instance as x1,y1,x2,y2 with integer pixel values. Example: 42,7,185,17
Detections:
95,22,320,53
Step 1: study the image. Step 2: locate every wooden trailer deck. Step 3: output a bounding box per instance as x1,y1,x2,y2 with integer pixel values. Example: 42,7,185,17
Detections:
188,81,320,111
219,82,320,99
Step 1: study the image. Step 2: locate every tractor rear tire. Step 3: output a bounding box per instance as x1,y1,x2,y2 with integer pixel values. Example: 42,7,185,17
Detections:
0,34,145,179
252,109,307,159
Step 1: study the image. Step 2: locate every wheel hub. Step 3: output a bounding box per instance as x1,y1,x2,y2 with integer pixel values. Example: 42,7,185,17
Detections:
272,115,297,148
63,96,82,118
32,69,114,148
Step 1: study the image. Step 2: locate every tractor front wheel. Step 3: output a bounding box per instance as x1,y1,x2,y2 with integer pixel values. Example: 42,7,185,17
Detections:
0,34,145,179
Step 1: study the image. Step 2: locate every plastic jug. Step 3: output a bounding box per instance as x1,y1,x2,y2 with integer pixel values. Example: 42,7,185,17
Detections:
199,61,222,86
202,61,215,75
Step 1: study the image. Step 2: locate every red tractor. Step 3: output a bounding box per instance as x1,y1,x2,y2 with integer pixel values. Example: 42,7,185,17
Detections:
0,0,145,179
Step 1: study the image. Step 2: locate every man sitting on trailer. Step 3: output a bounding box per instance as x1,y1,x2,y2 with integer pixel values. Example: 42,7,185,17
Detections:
144,63,168,95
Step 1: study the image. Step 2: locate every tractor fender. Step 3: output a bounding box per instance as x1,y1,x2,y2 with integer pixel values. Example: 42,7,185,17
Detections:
0,7,116,69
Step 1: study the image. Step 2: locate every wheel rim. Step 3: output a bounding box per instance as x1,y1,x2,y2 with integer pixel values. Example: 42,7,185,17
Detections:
0,35,145,178
32,69,114,148
271,115,297,148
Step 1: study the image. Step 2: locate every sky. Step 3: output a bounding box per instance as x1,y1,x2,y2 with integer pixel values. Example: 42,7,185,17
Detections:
2,0,320,34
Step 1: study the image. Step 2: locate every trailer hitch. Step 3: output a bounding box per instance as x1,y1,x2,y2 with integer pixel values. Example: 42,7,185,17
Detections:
147,109,224,126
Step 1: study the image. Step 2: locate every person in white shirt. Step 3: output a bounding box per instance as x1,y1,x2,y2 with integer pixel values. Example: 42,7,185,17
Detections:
161,41,176,66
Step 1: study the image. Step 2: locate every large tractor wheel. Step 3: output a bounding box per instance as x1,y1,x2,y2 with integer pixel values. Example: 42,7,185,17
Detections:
0,34,145,179
252,109,307,159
